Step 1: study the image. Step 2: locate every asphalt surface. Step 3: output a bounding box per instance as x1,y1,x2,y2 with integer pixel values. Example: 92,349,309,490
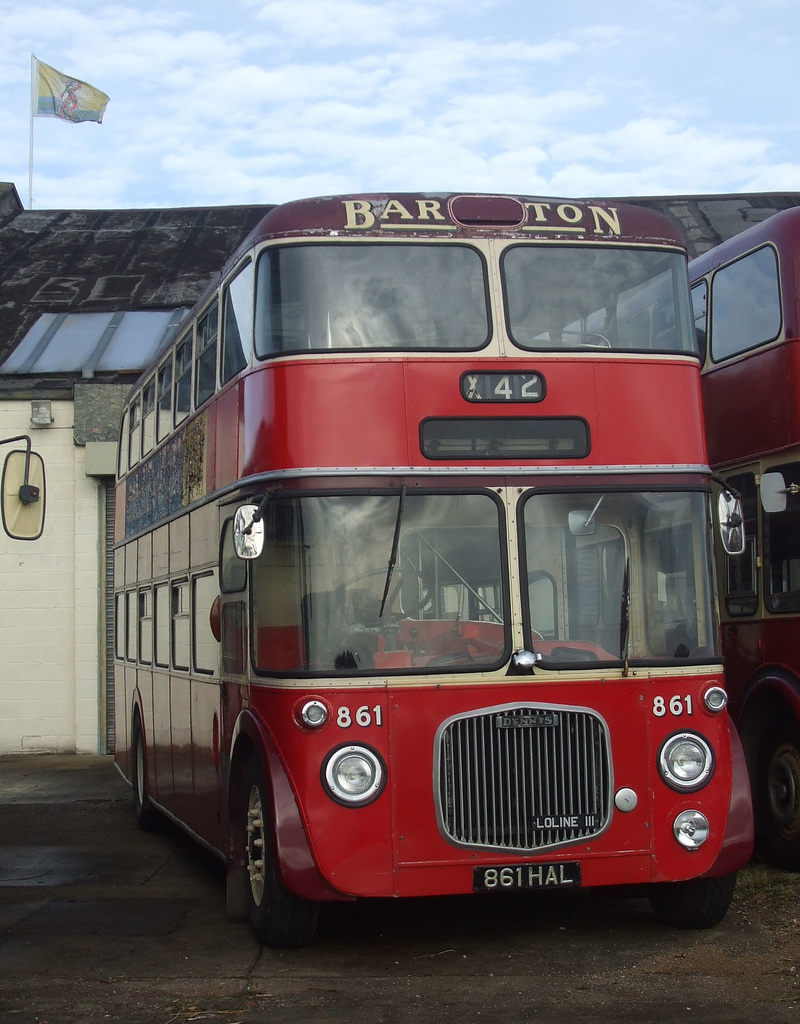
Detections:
0,755,798,1024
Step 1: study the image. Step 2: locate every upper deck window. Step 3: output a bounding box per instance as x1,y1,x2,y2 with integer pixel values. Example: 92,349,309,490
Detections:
709,245,782,363
156,357,173,443
141,378,156,456
195,301,219,407
502,246,695,355
221,261,254,384
254,243,489,356
174,334,192,426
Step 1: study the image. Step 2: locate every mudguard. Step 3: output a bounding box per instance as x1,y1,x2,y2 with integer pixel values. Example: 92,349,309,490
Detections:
228,709,352,903
702,719,754,877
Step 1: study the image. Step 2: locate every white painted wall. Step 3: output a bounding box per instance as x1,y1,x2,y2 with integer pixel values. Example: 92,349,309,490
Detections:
0,400,105,754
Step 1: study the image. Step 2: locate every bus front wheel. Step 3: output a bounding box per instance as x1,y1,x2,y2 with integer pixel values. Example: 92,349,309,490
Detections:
757,719,800,870
647,872,737,929
243,761,319,948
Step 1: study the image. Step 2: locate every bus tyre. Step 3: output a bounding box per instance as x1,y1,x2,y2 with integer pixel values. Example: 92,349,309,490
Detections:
757,720,800,870
647,872,737,929
243,762,319,948
132,719,157,831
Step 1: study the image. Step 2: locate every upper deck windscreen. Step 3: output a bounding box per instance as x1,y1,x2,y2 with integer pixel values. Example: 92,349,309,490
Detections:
254,243,490,355
503,246,696,355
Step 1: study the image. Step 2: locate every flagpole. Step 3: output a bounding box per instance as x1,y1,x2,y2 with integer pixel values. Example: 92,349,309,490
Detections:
28,54,36,209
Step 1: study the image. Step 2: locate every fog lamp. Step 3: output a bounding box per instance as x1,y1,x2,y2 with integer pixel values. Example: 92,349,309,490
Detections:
673,809,710,849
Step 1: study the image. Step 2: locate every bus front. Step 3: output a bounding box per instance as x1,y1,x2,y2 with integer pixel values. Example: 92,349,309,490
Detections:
224,194,752,946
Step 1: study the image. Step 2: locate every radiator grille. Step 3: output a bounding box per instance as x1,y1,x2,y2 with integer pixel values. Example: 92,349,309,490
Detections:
436,704,611,852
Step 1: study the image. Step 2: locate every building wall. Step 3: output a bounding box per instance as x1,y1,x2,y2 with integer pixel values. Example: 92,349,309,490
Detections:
0,399,107,754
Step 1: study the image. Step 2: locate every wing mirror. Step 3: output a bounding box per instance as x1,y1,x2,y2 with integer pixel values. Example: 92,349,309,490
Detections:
760,471,795,514
1,439,46,541
232,503,265,559
717,489,745,556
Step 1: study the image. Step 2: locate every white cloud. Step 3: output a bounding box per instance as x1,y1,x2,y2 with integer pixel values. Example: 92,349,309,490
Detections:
1,0,798,209
249,0,490,48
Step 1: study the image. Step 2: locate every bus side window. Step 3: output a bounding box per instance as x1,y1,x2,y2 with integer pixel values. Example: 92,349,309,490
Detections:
125,589,138,662
128,397,141,468
220,517,247,590
193,572,218,674
691,280,707,363
172,579,190,670
154,583,170,668
221,261,254,384
115,592,126,659
156,357,173,443
174,335,193,425
709,245,781,362
141,378,156,456
219,518,248,674
138,588,153,664
195,301,219,407
764,461,800,612
724,472,758,616
222,603,247,675
117,408,130,477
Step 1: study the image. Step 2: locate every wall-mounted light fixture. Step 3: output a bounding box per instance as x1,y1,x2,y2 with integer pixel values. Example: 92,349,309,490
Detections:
30,400,53,427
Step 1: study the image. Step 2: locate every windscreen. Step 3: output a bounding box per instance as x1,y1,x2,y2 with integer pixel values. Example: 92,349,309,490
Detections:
254,243,490,355
503,246,696,354
521,489,719,667
251,492,507,674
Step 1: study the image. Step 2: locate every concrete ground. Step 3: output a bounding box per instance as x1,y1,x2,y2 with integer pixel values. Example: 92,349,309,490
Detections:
0,753,126,804
0,754,799,1024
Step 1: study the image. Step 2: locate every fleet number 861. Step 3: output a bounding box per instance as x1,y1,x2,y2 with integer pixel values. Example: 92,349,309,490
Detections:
337,705,384,728
653,695,694,717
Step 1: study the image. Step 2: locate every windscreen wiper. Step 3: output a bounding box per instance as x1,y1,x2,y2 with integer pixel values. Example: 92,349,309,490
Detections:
620,555,631,676
379,482,407,618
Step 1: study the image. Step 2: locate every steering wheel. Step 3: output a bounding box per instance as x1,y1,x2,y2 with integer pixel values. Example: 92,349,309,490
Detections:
336,568,433,623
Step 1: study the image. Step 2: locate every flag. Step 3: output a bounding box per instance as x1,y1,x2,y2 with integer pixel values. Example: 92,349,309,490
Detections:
34,59,109,124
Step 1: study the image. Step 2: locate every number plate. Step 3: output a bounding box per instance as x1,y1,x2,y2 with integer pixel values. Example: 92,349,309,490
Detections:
473,861,581,892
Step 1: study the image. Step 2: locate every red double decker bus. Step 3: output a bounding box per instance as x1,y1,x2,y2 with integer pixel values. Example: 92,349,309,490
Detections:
114,192,751,947
690,206,800,869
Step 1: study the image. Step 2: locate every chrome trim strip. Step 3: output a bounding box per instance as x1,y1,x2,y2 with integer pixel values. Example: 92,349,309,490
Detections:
234,463,711,486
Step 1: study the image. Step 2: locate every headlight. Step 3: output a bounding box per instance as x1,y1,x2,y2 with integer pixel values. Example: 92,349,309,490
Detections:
658,732,714,792
322,744,386,806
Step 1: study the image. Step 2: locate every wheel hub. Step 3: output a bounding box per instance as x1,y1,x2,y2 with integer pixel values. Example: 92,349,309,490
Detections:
767,741,800,841
246,784,266,905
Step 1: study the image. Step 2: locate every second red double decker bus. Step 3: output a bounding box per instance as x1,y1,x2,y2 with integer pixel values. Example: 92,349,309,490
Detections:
691,205,800,870
113,192,752,946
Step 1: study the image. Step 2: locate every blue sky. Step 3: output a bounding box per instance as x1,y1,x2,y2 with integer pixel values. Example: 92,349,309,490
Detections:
1,0,799,210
